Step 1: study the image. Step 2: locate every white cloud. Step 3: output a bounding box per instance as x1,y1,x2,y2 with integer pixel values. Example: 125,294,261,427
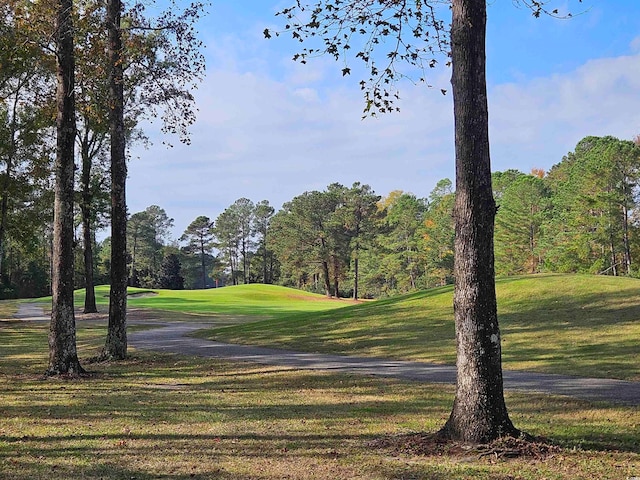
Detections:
125,48,640,239
489,53,640,172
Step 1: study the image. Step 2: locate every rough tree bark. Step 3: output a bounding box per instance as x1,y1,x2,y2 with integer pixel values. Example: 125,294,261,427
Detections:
47,0,84,376
103,0,127,360
438,0,519,443
80,135,98,313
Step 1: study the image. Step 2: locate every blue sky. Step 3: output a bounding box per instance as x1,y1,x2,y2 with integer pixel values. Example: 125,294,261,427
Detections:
125,0,640,239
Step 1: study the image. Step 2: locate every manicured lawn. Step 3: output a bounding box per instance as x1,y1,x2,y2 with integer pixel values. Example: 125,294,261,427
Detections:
25,275,640,380
0,318,638,479
39,283,356,319
200,274,640,381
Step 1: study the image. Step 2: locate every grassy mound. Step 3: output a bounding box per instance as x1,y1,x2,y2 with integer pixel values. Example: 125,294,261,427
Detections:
70,283,355,318
203,274,640,380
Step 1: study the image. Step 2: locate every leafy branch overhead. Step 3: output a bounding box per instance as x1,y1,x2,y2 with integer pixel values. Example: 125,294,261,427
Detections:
123,1,209,145
265,0,450,116
264,0,582,116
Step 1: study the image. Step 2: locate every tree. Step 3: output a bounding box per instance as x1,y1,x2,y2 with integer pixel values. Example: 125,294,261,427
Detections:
181,215,214,289
339,183,380,300
103,0,128,361
127,210,154,285
271,189,341,296
47,0,84,375
253,200,276,284
424,179,455,286
494,173,550,275
71,0,205,313
127,205,174,286
377,192,428,294
230,198,255,284
214,208,241,286
269,0,572,442
0,2,55,291
96,0,206,358
159,253,184,290
74,0,111,314
545,136,640,275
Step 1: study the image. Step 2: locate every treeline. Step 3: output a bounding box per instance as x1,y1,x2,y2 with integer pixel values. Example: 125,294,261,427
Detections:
494,136,640,276
1,135,639,299
110,134,640,298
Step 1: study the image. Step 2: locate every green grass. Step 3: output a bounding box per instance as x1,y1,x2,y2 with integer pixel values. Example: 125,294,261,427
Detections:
200,274,640,381
40,283,354,319
0,318,638,479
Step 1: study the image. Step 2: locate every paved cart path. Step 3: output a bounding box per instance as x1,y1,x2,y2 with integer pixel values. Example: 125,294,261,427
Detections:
14,303,640,406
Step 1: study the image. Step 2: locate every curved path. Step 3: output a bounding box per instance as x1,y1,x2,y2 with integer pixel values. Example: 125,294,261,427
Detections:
15,303,640,406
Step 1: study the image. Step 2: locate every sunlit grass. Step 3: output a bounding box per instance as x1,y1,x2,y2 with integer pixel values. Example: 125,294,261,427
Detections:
23,274,640,380
29,283,357,319
202,274,640,381
0,319,638,479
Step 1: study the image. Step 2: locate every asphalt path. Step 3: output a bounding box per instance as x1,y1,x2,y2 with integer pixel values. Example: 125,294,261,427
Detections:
14,303,640,407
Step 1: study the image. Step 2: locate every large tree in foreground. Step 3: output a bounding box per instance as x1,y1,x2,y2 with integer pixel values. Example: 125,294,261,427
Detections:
47,0,84,375
103,0,128,360
102,0,206,358
438,0,517,440
269,0,571,443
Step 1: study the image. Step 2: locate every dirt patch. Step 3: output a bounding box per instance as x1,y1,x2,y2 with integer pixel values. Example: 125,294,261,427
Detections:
369,433,561,461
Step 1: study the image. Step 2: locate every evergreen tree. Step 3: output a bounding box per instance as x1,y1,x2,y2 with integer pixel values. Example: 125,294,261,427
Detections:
494,173,551,275
377,192,428,294
253,200,276,284
159,253,184,290
424,179,455,286
181,215,214,289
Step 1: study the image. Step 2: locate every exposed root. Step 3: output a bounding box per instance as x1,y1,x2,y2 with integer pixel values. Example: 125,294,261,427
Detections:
368,432,561,460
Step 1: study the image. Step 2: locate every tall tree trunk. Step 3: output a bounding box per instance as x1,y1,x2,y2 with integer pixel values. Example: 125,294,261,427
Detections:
104,0,127,360
80,136,97,313
263,248,268,283
47,0,84,376
321,260,331,297
621,184,632,275
353,256,359,301
332,255,340,298
243,239,248,284
609,231,617,276
130,233,138,285
0,152,12,284
439,0,518,443
0,94,17,284
200,240,207,289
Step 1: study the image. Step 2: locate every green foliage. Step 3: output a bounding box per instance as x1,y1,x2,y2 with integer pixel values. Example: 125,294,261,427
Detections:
423,180,454,286
544,136,640,275
158,253,184,290
270,183,382,298
181,215,215,289
127,205,174,287
252,199,276,284
372,192,429,295
495,173,551,275
0,3,55,298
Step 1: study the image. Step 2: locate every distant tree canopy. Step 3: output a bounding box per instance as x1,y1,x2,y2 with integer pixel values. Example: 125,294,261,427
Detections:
2,133,639,297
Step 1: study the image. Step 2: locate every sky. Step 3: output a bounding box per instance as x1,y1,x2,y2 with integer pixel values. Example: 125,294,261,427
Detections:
124,0,640,240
